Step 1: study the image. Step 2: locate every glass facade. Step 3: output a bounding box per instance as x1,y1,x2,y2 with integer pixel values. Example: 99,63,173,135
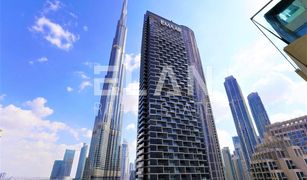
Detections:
75,143,88,180
232,136,249,180
265,0,307,43
247,92,271,140
224,76,258,170
120,141,130,180
62,149,75,177
50,160,63,179
50,149,75,179
136,11,224,180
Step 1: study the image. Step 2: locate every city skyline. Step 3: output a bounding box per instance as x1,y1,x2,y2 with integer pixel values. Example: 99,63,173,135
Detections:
1,0,307,178
50,149,75,179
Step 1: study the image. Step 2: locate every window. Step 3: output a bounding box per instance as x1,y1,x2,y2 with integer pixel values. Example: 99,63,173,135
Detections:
285,160,296,169
265,0,307,43
296,172,305,179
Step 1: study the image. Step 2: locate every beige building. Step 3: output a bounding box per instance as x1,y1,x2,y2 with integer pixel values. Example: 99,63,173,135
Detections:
266,115,307,153
250,134,307,180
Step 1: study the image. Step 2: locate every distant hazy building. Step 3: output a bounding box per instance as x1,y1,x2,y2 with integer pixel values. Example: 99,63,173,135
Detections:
232,136,249,180
266,115,307,153
62,150,75,176
247,92,271,140
136,11,224,180
129,163,135,180
232,153,244,180
120,140,129,180
224,76,258,169
222,147,238,180
75,143,88,180
51,160,64,179
50,149,75,180
250,134,307,179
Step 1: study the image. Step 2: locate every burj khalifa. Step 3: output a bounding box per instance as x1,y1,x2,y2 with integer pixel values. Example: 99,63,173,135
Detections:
83,0,128,179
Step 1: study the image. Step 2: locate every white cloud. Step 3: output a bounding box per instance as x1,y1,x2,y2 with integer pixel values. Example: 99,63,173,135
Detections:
270,110,306,123
69,12,78,19
44,0,62,13
83,26,88,32
25,97,54,117
122,82,139,115
79,81,93,91
128,139,137,163
229,40,292,82
126,123,136,131
83,61,98,69
210,90,230,124
228,39,307,122
75,72,92,92
124,54,141,72
66,86,74,92
31,16,78,51
0,94,6,101
29,57,48,64
217,129,234,152
0,98,91,177
38,57,48,62
75,71,90,80
80,128,92,139
214,39,306,153
245,0,270,16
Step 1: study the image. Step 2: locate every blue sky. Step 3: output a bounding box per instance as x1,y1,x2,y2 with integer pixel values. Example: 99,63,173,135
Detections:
1,0,306,178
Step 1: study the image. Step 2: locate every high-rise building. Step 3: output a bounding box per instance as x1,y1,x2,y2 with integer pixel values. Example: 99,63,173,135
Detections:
266,115,307,153
250,134,307,179
129,163,135,180
50,149,75,179
247,92,271,140
222,147,238,180
84,0,128,179
232,153,244,180
75,143,88,180
232,136,249,180
120,140,129,180
224,76,258,169
50,160,63,179
136,11,224,180
62,149,75,177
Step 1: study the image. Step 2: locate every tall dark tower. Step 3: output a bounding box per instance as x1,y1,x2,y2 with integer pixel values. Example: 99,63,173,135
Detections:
136,11,224,180
224,76,258,170
84,0,128,179
247,92,271,140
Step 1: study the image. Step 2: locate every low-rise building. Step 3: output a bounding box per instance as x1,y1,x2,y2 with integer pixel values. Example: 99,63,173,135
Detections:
250,134,307,180
266,115,307,153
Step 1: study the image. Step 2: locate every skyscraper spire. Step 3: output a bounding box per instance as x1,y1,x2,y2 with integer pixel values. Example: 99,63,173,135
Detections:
83,0,128,179
120,0,128,24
